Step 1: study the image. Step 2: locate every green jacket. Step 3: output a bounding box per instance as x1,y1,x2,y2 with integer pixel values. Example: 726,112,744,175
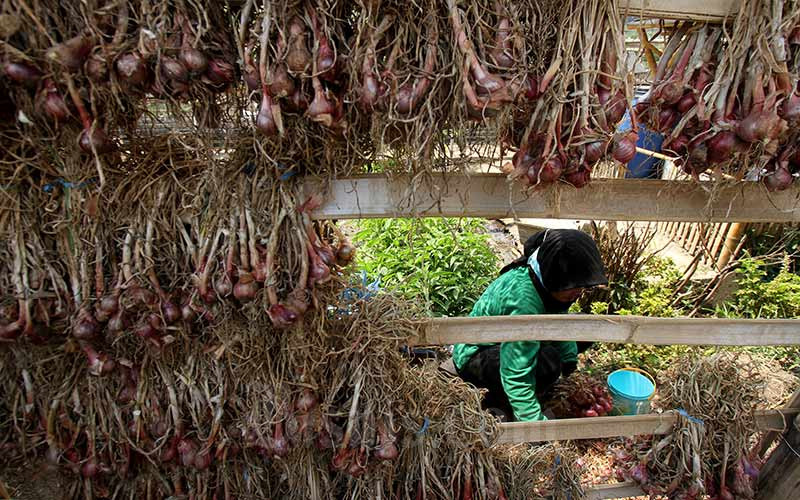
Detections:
452,266,578,421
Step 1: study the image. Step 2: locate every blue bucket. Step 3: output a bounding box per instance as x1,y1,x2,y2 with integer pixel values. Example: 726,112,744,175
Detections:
607,368,656,416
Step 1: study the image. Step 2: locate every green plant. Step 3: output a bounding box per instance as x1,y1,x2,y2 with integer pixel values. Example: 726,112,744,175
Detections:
353,218,498,317
713,256,800,319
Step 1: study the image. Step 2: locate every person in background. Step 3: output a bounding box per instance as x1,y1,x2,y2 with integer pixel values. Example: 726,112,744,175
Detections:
448,229,607,422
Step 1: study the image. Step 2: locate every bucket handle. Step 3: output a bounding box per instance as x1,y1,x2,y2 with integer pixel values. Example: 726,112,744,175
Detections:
621,366,656,400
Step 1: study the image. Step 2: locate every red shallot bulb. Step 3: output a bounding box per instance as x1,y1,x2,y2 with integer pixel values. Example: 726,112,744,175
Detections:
233,271,258,302
565,167,591,188
267,303,298,328
256,94,278,136
86,55,108,82
287,17,311,74
525,75,541,101
654,79,683,106
244,64,260,93
115,53,148,86
161,300,181,325
46,35,92,72
604,90,626,125
316,34,336,79
683,144,709,176
161,57,189,83
41,81,70,122
205,59,235,87
81,458,109,478
98,294,119,316
664,135,689,156
181,302,197,322
79,126,114,154
74,310,99,340
706,131,737,164
82,343,115,376
780,92,800,125
676,91,696,113
180,46,208,74
272,422,289,458
107,310,126,335
584,141,605,164
194,449,212,470
511,147,535,180
3,61,42,87
656,107,678,132
269,65,295,98
307,77,335,127
336,242,355,266
611,134,636,164
178,438,198,468
527,157,563,185
763,166,793,192
736,110,784,143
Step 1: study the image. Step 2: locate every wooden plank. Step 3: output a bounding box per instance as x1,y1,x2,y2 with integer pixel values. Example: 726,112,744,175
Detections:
420,315,800,346
585,482,645,500
758,389,800,456
757,412,800,499
496,409,799,444
620,0,739,21
308,175,800,223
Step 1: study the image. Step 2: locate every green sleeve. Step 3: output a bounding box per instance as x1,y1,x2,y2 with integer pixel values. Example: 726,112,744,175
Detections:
556,341,578,364
500,341,545,421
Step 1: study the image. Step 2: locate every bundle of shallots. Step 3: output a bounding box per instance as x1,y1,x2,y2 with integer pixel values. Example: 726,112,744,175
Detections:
637,0,800,191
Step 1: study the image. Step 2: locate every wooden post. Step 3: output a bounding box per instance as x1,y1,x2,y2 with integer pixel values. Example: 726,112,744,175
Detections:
756,418,800,499
717,223,747,269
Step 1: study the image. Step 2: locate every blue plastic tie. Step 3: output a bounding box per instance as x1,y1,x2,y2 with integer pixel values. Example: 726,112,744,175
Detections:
279,170,296,181
340,271,381,304
416,417,430,436
677,409,705,425
43,177,97,193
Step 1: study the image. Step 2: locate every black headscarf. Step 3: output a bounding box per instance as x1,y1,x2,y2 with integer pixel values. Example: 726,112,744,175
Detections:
500,229,608,312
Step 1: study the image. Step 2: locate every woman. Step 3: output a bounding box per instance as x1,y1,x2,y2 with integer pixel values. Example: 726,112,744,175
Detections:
450,229,607,422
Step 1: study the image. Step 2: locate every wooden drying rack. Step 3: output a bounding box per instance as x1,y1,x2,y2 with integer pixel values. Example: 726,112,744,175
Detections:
308,1,796,497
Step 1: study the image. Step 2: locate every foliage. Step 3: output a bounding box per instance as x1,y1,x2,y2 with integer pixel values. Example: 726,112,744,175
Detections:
588,256,682,317
577,223,658,314
582,344,694,375
353,218,498,317
745,226,800,277
712,256,800,319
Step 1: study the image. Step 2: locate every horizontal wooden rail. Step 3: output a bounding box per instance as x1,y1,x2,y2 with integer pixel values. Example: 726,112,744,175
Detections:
585,482,645,500
418,315,800,346
496,409,799,444
622,0,738,21
307,175,800,223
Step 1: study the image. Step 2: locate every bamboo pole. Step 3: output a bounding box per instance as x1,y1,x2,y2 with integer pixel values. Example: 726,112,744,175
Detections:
717,223,747,269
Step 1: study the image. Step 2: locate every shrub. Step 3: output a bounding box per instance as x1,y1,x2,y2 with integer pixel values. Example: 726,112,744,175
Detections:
713,255,800,319
353,218,498,317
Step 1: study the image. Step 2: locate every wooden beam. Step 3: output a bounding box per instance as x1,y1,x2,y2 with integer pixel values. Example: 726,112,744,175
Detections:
496,409,799,444
308,175,800,223
585,482,645,500
620,0,738,21
419,315,800,346
757,410,800,499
